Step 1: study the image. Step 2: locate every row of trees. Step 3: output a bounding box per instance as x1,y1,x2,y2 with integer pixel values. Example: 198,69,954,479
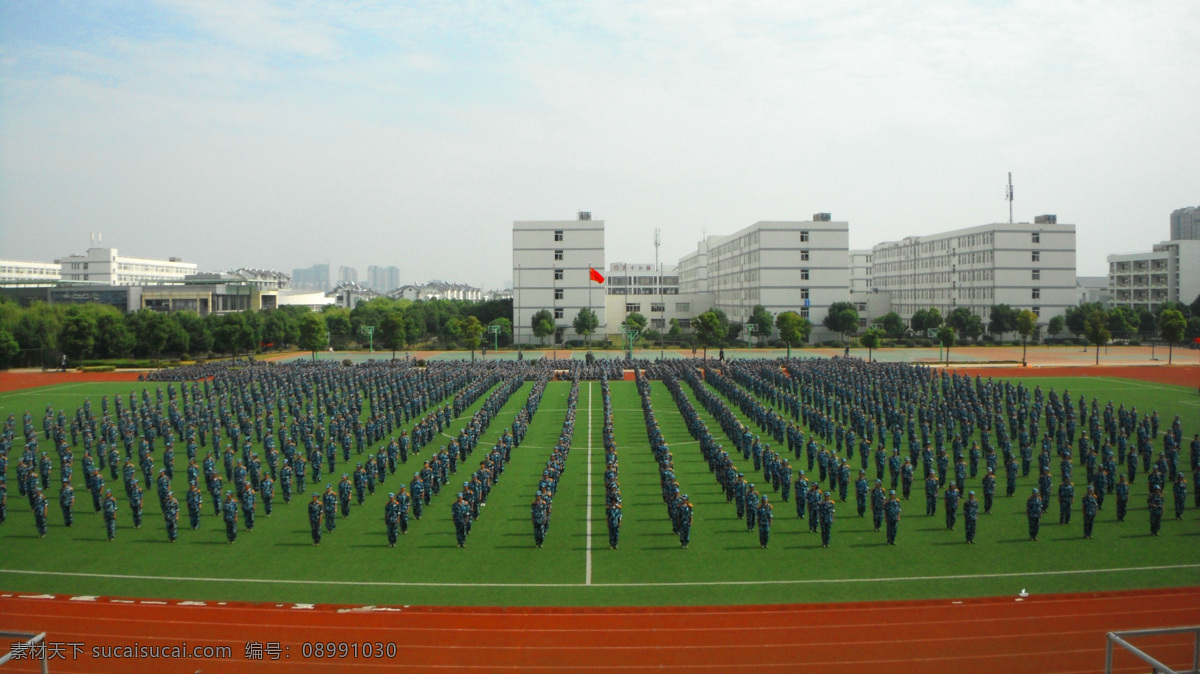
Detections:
0,296,515,368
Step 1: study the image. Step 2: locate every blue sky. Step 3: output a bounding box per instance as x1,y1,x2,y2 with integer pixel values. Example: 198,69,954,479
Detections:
2,1,1198,288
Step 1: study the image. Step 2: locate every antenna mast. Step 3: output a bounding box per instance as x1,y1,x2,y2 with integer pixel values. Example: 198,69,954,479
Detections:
1006,172,1014,224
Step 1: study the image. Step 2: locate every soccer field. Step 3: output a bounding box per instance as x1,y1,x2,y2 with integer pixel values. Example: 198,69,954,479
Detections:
0,367,1197,608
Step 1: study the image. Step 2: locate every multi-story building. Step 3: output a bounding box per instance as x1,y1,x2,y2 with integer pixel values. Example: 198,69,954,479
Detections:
1170,206,1200,241
56,247,196,285
871,215,1076,329
1108,240,1200,312
366,265,401,293
292,264,330,292
849,250,873,292
1075,276,1111,307
513,213,606,345
677,236,726,294
0,260,61,285
338,266,359,285
705,215,850,340
602,262,694,337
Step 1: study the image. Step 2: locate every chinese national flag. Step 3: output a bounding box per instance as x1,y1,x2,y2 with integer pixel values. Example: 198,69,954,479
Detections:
589,267,605,284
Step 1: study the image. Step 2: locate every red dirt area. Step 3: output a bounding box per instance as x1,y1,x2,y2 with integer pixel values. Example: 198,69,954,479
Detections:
953,365,1200,387
0,371,144,394
2,588,1199,673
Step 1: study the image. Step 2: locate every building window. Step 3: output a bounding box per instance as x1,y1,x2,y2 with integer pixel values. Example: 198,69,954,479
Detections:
800,231,809,242
650,303,665,312
800,250,809,261
800,288,809,300
554,230,563,242
554,269,564,280
1032,306,1040,317
1032,288,1041,299
554,250,563,261
1032,269,1040,280
626,303,641,313
855,302,867,311
800,307,810,318
554,288,564,300
675,302,690,313
554,308,563,319
651,319,665,329
1031,232,1040,244
677,318,691,329
1031,251,1040,262
800,268,810,280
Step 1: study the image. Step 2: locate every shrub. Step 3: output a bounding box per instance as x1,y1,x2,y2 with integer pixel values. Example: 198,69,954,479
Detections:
342,358,353,367
81,365,116,373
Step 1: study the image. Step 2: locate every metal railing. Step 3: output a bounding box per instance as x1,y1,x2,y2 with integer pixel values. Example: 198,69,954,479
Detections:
1106,626,1200,674
0,631,49,673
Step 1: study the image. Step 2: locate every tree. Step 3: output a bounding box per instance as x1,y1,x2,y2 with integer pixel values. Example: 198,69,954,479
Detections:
1016,309,1037,366
323,307,352,350
1158,309,1187,365
962,314,984,341
823,302,859,342
572,307,599,344
1047,315,1065,341
1187,316,1200,340
1137,310,1158,339
748,305,774,346
936,325,956,365
988,304,1019,338
1189,293,1200,319
530,309,555,347
261,310,299,351
859,327,884,362
775,311,812,359
59,310,98,364
1084,309,1110,365
0,328,20,368
948,308,974,338
623,312,647,334
173,310,213,356
872,311,905,338
727,321,744,345
667,318,682,339
378,312,407,359
1106,306,1137,341
298,312,329,360
911,307,943,334
456,315,485,361
129,310,171,365
1065,302,1103,340
693,310,727,360
95,312,135,359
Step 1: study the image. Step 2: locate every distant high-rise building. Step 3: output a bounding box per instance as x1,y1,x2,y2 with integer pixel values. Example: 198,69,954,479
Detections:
367,265,400,293
1170,206,1200,240
338,266,358,285
291,263,330,292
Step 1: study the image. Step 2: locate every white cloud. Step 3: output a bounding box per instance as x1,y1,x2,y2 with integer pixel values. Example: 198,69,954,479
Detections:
1,0,1197,288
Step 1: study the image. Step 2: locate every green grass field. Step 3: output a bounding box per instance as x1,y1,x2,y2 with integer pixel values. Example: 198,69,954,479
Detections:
1,372,1197,607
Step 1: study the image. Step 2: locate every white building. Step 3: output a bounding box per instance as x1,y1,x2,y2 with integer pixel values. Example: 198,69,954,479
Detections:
513,213,605,345
677,236,726,295
0,260,61,285
849,250,874,292
1075,276,1111,306
56,247,197,285
602,262,700,338
705,215,850,341
1108,239,1200,312
388,281,483,302
871,215,1077,329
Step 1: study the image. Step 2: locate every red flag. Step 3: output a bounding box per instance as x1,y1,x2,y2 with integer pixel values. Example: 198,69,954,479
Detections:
589,267,605,284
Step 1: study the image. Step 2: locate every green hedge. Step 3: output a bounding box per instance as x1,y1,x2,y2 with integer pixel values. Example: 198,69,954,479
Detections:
81,359,155,369
80,365,116,373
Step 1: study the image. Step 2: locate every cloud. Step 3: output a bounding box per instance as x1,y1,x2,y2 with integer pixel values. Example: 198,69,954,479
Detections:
1,0,1197,288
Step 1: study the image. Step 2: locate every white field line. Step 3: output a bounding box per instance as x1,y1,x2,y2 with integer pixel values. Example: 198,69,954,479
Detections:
0,383,95,399
585,381,593,586
1,563,1197,589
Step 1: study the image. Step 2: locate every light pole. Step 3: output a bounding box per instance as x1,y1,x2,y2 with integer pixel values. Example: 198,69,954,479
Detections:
746,323,757,353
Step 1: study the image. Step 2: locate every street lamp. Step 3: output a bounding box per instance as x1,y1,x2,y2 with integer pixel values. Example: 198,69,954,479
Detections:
488,324,501,354
359,324,375,353
746,323,757,353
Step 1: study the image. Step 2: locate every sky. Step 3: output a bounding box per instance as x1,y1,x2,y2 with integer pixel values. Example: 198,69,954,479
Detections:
1,0,1197,290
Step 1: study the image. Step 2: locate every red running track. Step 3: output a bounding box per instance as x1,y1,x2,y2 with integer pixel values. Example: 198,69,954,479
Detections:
2,588,1199,673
